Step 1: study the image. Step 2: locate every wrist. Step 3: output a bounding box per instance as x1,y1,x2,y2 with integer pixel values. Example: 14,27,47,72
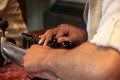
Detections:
44,49,68,71
42,49,58,71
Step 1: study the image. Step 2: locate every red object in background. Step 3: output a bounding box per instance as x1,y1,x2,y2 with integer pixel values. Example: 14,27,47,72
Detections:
0,63,30,80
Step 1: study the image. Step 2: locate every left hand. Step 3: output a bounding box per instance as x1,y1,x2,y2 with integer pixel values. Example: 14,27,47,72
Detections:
39,24,87,46
23,44,52,73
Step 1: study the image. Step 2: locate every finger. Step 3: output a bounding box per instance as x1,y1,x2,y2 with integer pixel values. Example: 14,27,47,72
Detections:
57,37,70,43
40,29,57,45
55,24,69,39
39,35,43,37
55,28,67,39
39,35,46,45
39,30,52,45
42,31,55,46
38,35,43,44
43,35,52,46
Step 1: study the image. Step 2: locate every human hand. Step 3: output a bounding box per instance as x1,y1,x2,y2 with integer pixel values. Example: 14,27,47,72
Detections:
23,44,53,73
39,24,87,46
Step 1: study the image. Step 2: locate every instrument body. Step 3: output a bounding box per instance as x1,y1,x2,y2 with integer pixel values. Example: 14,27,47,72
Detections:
1,41,59,80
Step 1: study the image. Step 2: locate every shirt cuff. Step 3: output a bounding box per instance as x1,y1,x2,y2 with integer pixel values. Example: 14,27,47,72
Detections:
90,17,120,51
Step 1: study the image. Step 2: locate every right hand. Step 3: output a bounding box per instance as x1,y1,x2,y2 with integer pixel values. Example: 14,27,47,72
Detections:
39,24,87,46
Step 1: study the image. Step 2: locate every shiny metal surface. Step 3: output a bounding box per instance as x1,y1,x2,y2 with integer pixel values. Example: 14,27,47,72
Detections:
1,41,25,66
1,41,59,79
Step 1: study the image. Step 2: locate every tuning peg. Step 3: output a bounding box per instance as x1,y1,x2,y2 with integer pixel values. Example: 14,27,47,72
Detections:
0,17,8,37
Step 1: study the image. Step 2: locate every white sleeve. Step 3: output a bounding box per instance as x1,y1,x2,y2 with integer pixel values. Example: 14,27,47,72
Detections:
90,0,120,51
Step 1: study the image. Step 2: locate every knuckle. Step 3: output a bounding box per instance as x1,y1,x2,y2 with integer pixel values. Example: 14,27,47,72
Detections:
30,45,35,48
60,24,68,29
26,49,30,53
30,44,38,49
46,29,53,34
60,24,65,27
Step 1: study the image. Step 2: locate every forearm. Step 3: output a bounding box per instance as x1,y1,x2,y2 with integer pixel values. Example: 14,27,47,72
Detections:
45,42,120,80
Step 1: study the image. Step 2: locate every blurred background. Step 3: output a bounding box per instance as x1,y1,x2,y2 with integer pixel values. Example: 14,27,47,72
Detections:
19,0,87,31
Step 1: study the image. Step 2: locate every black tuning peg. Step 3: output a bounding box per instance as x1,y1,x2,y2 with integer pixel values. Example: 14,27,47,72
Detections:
34,36,41,44
47,36,74,49
21,33,33,49
61,41,75,49
20,33,75,49
0,17,8,37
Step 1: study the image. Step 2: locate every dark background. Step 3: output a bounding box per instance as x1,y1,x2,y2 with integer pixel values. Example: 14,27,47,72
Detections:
18,0,86,31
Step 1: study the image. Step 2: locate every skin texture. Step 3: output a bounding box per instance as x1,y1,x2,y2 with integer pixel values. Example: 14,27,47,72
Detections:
24,24,120,80
39,24,87,46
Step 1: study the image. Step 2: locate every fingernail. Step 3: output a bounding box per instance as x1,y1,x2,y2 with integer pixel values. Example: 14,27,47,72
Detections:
58,39,62,43
39,40,42,44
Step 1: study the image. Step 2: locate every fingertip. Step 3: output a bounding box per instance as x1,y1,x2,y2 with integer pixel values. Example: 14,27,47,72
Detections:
39,40,42,44
39,36,45,45
38,35,43,44
43,41,48,46
58,37,69,43
55,35,58,39
57,39,62,43
39,35,43,37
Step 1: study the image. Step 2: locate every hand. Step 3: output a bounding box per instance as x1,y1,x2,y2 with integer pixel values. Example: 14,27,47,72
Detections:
23,44,52,73
39,24,87,46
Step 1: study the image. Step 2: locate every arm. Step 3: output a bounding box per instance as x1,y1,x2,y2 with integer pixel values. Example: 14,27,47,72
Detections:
24,42,120,80
47,42,120,80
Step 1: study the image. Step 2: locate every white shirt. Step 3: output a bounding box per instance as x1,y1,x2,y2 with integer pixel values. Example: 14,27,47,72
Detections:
87,0,120,51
